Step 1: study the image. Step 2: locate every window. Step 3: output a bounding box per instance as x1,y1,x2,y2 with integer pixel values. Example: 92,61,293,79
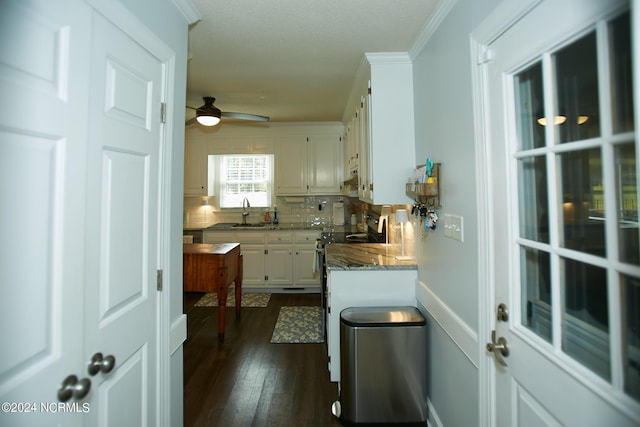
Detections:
512,10,639,400
209,154,274,208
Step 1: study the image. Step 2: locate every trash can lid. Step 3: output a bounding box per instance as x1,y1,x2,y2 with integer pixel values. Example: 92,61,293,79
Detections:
340,306,425,327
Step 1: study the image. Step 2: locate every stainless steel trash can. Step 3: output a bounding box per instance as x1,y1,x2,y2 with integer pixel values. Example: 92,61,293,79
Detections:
339,306,427,424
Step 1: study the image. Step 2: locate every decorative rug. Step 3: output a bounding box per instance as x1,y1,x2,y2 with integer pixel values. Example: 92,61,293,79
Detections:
270,306,324,344
194,291,271,308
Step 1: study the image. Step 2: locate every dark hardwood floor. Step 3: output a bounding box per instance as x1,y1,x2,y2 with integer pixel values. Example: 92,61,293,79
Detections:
183,292,344,427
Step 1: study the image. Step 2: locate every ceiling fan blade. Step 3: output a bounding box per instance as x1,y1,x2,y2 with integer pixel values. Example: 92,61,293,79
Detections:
185,117,197,126
222,111,269,122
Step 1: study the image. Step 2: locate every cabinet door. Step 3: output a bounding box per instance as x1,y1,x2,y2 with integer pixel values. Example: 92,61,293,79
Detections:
294,245,320,286
275,136,307,195
240,244,266,286
358,91,373,203
308,135,342,194
184,131,207,196
345,113,359,176
364,54,415,204
267,245,293,285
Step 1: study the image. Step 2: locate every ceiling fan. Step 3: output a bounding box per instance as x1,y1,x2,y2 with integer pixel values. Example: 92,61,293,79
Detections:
185,96,269,126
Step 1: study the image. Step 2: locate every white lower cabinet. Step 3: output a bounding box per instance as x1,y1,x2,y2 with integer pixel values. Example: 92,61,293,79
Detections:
202,229,320,290
239,245,267,286
326,268,417,382
293,231,321,287
266,232,294,286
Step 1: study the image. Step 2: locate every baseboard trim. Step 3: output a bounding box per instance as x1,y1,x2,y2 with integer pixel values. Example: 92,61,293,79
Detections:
416,279,479,367
427,397,444,427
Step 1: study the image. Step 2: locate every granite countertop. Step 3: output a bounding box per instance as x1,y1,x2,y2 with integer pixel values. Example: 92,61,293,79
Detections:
186,223,359,232
325,243,417,271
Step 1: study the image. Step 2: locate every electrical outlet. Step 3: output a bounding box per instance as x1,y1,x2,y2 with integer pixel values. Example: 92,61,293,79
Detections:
443,214,464,242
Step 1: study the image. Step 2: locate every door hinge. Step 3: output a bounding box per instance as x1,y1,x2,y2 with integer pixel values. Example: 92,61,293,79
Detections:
157,269,163,291
477,47,494,65
160,102,167,123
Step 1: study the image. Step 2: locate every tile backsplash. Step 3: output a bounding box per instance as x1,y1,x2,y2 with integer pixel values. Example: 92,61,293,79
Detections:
184,195,414,256
184,195,364,228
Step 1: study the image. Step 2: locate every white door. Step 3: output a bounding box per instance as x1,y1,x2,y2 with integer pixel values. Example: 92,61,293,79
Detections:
0,1,166,425
482,0,640,425
83,11,164,426
0,0,90,425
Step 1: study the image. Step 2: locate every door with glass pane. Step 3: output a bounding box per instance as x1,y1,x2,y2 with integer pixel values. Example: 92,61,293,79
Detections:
485,0,640,424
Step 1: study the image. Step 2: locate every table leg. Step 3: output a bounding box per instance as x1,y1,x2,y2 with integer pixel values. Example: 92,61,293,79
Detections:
235,253,243,320
216,272,227,342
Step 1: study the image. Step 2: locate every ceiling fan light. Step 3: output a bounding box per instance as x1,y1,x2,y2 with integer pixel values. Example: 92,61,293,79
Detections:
196,115,221,126
537,115,567,126
195,96,222,126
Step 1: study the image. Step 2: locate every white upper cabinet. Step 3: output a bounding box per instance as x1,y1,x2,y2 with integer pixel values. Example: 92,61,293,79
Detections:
307,134,343,195
344,53,416,204
184,123,344,198
184,127,209,196
274,136,307,194
275,132,343,196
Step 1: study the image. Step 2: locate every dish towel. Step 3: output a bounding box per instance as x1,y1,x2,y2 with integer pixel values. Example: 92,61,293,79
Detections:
312,240,321,273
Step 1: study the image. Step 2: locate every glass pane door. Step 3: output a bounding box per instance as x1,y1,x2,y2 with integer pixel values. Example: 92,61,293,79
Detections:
512,9,639,401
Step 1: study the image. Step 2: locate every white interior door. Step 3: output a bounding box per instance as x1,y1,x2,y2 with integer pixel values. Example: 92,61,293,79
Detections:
484,0,640,425
0,0,90,425
83,11,163,426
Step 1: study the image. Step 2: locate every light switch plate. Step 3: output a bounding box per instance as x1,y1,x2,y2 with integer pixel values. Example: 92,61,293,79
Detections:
443,214,464,242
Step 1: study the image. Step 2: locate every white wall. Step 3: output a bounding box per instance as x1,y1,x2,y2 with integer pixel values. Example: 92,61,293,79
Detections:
411,0,500,425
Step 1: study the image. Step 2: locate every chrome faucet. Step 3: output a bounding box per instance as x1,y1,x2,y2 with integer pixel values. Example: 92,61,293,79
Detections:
241,197,250,224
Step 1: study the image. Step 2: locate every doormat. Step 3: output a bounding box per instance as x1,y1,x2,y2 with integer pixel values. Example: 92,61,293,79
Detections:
270,306,324,344
194,291,270,308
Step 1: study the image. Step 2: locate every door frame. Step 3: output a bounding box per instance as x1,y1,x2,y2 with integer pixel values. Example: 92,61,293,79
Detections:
471,1,571,425
86,0,178,425
471,2,545,423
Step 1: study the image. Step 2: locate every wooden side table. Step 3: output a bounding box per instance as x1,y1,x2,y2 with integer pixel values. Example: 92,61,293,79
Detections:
183,243,243,341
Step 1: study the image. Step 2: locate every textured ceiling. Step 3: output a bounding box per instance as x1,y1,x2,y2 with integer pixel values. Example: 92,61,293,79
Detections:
186,0,439,123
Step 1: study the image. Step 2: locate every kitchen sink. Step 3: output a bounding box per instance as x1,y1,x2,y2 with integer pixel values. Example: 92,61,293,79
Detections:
207,222,239,229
